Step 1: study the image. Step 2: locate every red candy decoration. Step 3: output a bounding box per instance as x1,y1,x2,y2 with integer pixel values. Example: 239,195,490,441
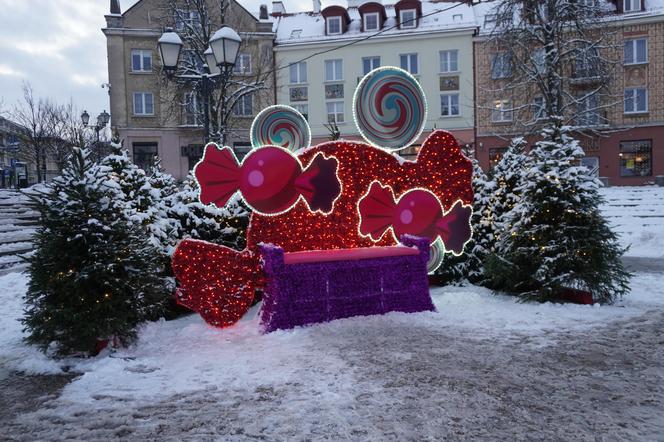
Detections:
358,181,472,255
194,144,341,215
173,130,474,328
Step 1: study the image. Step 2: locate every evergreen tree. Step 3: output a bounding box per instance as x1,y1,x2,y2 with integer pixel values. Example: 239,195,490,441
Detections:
23,148,171,356
167,173,249,250
146,158,181,257
485,123,630,303
489,137,529,248
435,156,495,284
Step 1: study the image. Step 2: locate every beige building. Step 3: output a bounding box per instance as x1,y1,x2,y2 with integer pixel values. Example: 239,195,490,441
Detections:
103,0,275,179
273,0,477,153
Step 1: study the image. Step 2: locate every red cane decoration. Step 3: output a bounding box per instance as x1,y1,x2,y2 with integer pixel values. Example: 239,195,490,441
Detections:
194,144,342,215
358,181,472,255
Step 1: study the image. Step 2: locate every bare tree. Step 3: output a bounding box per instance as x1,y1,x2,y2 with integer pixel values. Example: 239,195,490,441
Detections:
482,0,620,135
159,0,273,144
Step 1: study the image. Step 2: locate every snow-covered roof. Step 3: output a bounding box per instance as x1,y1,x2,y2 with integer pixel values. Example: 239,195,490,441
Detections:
275,1,477,46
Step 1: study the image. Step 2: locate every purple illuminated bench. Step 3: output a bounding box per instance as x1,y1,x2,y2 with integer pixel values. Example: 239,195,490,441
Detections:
259,235,435,333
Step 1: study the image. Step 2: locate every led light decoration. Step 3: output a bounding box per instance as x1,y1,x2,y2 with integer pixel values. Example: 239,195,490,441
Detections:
353,66,427,151
172,130,474,328
194,144,342,216
427,240,445,274
357,180,473,256
250,105,311,152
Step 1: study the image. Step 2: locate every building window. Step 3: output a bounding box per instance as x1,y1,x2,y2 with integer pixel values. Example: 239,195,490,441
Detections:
289,62,307,84
325,59,343,81
624,88,648,114
233,94,253,116
624,38,647,65
326,101,344,123
400,9,417,28
580,156,600,178
491,53,512,79
620,140,651,176
363,56,380,75
400,53,418,75
439,50,458,73
133,142,158,171
327,16,342,35
533,96,547,120
440,94,460,116
364,12,380,31
325,84,344,99
533,48,546,73
293,104,309,121
489,147,508,169
623,0,641,12
233,53,252,74
175,9,201,32
289,86,308,102
491,99,512,122
133,92,154,116
576,93,601,126
183,92,201,126
575,45,600,78
131,50,152,72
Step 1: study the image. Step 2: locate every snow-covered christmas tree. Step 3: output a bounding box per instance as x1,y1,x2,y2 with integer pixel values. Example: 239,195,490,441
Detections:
485,123,630,303
23,148,171,356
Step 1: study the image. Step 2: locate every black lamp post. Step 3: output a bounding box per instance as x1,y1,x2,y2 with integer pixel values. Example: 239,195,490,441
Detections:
157,26,240,145
81,110,111,142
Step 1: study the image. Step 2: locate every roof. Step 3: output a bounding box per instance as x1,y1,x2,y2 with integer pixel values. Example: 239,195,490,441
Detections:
274,1,476,45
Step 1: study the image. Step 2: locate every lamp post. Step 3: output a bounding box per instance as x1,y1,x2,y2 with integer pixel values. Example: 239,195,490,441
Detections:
81,110,111,142
157,26,240,145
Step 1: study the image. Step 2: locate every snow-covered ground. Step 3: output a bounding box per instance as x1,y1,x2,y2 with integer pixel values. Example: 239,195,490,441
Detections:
2,271,663,439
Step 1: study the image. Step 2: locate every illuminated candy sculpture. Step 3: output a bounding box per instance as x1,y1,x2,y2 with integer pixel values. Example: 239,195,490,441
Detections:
250,105,311,152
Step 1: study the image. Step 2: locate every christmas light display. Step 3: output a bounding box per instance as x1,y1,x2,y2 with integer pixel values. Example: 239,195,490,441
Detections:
358,181,473,255
194,144,341,215
353,67,427,151
172,130,474,327
250,105,311,152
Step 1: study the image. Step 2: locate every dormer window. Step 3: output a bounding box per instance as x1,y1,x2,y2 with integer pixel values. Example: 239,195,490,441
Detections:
400,9,417,28
623,0,641,12
327,16,342,35
364,12,380,31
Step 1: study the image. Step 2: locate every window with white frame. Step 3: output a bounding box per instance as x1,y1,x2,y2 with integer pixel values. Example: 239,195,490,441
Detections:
131,50,152,72
533,48,546,73
491,99,512,122
576,93,600,126
400,9,417,28
175,9,201,31
363,56,380,74
624,88,648,113
439,50,458,73
440,94,460,116
233,53,252,74
289,62,307,84
133,92,154,115
533,96,547,120
491,53,512,79
327,16,342,35
326,101,344,123
400,53,418,75
325,59,343,81
364,12,380,31
623,0,641,12
293,104,309,121
624,38,647,65
183,91,201,125
233,94,253,116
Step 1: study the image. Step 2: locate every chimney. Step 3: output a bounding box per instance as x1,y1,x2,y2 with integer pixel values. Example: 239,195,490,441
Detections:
312,0,321,13
110,0,121,14
259,4,269,19
272,1,286,17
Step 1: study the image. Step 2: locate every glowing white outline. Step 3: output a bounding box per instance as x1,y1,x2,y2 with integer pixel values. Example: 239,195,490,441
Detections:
249,104,312,153
193,142,343,217
427,238,445,274
352,66,429,153
356,179,474,257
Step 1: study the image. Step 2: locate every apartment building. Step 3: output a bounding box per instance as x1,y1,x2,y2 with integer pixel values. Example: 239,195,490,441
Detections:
273,0,477,153
103,0,275,179
474,0,664,185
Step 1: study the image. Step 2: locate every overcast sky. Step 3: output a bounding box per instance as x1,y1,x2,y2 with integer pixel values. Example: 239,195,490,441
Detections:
0,0,314,120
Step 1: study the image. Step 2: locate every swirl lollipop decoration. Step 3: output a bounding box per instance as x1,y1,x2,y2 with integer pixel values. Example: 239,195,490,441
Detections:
427,241,445,274
353,66,427,151
251,105,311,152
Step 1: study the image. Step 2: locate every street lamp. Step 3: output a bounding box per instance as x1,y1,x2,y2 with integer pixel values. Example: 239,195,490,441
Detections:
81,110,111,142
157,25,240,144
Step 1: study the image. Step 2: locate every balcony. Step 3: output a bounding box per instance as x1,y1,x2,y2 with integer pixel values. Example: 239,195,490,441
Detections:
574,109,609,128
570,64,606,86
